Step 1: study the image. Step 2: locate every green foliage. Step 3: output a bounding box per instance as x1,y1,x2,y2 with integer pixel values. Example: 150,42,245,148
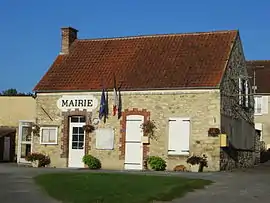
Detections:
2,88,18,95
1,88,33,96
25,152,51,167
35,173,212,203
147,156,167,171
82,155,101,169
141,120,157,140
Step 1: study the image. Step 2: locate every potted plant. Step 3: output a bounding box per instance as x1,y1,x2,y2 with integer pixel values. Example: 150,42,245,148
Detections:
198,154,208,172
25,152,51,167
187,154,208,172
186,155,201,172
83,124,95,133
208,128,220,137
140,120,157,140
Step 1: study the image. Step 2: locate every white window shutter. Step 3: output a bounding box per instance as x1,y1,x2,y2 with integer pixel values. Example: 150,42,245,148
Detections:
238,78,242,105
255,97,262,114
244,80,249,107
254,97,257,114
262,96,268,114
168,120,179,154
168,118,190,155
180,120,190,153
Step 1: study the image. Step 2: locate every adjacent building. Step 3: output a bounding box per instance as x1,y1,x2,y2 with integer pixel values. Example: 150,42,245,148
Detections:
31,27,257,171
247,60,270,150
0,96,36,162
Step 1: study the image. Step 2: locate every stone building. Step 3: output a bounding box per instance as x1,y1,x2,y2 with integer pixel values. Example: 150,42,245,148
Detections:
247,60,270,150
31,27,256,171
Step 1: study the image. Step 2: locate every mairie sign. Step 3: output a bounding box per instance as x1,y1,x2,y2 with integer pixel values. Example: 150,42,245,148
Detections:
57,95,98,112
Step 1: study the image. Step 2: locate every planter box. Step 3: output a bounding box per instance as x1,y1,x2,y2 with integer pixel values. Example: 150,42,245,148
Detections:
32,160,39,168
190,164,200,172
141,136,149,144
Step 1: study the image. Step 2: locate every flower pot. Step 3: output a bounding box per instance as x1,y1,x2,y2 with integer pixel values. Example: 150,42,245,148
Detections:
32,160,39,168
190,164,200,172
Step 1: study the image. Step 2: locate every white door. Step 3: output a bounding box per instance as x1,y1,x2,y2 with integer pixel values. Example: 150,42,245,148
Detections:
17,121,33,163
68,116,86,168
124,115,144,170
3,137,10,161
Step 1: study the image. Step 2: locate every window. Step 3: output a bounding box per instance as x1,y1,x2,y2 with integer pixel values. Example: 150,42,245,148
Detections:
244,80,249,107
239,78,249,107
255,123,263,141
70,116,85,123
254,96,262,115
40,127,58,145
168,118,190,155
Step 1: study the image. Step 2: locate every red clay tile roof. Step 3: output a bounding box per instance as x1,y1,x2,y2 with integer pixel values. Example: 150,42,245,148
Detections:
33,30,238,92
247,60,270,94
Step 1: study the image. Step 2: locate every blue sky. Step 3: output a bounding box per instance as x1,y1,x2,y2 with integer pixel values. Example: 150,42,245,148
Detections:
0,0,269,93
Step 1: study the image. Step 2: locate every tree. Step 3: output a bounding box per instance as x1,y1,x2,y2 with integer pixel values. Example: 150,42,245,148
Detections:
1,88,33,96
1,88,18,96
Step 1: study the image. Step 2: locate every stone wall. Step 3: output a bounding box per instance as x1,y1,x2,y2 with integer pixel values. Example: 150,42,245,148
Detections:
254,130,261,165
35,89,221,171
219,34,256,170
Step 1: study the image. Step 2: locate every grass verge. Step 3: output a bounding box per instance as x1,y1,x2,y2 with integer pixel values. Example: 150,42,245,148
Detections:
35,172,212,203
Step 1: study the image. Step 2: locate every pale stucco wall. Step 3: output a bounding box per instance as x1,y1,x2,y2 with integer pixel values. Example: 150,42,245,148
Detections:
0,96,36,157
0,96,36,126
254,95,270,149
34,89,221,171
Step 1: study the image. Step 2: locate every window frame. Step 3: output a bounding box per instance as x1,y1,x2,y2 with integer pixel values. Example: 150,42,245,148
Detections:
40,126,58,145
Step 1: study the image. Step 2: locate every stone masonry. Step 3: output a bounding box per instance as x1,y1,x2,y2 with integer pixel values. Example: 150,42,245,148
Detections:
34,89,221,171
219,33,256,170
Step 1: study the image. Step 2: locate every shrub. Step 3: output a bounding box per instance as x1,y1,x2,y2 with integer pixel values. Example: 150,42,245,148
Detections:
260,149,270,163
25,152,51,167
82,155,101,169
147,156,167,171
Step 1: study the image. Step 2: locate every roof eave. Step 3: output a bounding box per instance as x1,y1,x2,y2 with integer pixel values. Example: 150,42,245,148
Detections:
34,86,220,93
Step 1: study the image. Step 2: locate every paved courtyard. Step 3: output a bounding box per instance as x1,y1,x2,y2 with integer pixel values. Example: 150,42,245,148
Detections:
0,162,269,203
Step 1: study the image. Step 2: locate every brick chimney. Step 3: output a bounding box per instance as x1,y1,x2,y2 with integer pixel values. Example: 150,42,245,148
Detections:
60,27,78,54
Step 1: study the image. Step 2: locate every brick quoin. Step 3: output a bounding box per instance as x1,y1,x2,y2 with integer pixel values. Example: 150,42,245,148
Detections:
119,108,150,161
61,109,92,167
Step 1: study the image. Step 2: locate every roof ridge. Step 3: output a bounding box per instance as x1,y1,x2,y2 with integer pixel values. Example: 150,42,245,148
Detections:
78,30,238,42
247,60,270,62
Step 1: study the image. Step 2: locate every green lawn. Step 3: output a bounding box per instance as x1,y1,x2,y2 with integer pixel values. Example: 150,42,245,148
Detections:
35,172,212,203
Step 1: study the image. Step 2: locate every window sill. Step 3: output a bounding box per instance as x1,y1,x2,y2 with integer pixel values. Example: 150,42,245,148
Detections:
168,152,189,156
40,142,58,145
